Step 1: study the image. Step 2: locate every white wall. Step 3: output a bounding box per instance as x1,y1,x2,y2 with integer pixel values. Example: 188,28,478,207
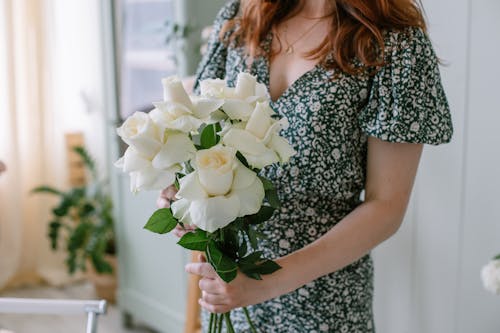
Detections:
373,1,500,332
45,0,107,178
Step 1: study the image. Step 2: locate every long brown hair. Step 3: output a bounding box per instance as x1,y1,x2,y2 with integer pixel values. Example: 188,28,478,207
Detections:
222,0,427,75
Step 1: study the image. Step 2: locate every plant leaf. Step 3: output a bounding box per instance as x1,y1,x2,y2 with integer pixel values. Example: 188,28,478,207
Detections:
144,208,177,234
258,176,275,191
178,229,208,251
200,124,219,149
31,186,64,196
265,189,281,209
247,205,275,225
206,240,238,282
73,146,97,179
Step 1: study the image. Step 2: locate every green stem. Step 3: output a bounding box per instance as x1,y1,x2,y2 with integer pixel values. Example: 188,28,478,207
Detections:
213,313,218,333
243,307,259,333
208,313,214,333
217,313,223,333
224,312,235,333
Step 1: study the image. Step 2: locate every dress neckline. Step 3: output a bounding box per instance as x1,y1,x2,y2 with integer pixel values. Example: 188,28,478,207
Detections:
259,31,323,106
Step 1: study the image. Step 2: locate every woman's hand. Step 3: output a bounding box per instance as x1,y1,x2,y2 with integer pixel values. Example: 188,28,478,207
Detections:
157,185,195,237
185,254,270,313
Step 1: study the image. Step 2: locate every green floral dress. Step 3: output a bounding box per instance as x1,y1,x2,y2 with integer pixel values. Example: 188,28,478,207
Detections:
193,1,454,332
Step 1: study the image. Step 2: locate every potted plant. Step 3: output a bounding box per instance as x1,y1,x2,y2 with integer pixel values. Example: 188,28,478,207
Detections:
33,146,118,302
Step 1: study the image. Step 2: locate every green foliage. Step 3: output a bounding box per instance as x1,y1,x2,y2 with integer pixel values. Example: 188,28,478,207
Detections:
144,208,178,234
200,124,220,149
32,146,116,275
494,254,500,260
206,239,238,282
178,229,208,251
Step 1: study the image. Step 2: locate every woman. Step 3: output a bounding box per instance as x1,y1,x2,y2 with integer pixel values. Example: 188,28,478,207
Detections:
158,0,454,331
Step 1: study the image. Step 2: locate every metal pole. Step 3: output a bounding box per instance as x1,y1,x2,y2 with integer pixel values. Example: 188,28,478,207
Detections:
86,311,98,333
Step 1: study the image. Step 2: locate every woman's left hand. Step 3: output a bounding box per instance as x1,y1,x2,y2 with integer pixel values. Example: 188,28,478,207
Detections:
185,254,269,313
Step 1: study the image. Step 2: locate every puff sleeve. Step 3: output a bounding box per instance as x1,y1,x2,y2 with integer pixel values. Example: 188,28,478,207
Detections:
193,0,240,94
357,27,454,145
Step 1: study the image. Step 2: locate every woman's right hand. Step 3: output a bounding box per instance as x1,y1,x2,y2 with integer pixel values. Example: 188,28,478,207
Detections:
156,185,195,238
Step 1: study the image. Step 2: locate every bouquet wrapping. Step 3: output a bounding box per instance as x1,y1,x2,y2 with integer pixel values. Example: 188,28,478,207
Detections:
115,73,296,332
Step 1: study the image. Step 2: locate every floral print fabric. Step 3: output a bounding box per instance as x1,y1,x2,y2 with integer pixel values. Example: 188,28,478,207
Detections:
193,1,453,332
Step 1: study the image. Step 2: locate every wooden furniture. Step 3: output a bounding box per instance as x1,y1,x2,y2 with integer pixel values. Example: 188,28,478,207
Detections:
184,251,202,333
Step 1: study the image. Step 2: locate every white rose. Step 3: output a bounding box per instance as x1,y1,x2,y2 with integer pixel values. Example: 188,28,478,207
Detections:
150,102,203,133
162,76,193,108
115,130,196,192
481,259,500,295
235,72,257,99
157,76,224,132
222,102,296,169
200,78,228,99
116,111,161,159
171,144,264,232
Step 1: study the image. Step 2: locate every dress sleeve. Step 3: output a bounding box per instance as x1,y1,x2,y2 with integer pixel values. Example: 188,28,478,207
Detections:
357,27,454,145
193,0,240,94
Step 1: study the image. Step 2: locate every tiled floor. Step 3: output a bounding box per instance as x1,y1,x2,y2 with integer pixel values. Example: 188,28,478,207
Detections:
0,282,157,333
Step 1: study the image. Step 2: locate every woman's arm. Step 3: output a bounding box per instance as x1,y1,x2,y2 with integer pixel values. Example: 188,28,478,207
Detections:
187,136,424,313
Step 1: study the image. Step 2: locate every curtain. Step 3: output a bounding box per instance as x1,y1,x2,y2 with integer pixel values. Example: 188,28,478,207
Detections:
0,0,75,290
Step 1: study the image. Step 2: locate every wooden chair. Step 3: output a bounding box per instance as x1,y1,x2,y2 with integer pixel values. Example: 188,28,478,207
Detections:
184,251,203,333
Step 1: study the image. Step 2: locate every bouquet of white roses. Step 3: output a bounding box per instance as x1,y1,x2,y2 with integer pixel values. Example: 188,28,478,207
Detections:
115,73,295,332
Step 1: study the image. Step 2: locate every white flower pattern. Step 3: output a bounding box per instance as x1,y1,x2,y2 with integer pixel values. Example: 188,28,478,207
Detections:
194,1,453,332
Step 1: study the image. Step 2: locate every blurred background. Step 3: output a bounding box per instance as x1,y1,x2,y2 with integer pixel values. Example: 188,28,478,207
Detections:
0,0,498,332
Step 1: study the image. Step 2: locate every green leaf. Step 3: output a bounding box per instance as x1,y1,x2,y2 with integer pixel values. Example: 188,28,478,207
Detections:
239,251,263,264
252,260,281,275
73,146,97,180
236,151,250,168
178,229,208,251
247,205,275,225
237,236,247,258
144,208,177,234
200,124,219,149
494,254,500,260
246,227,258,249
31,186,64,196
48,221,62,250
258,176,275,191
206,240,238,282
265,189,281,209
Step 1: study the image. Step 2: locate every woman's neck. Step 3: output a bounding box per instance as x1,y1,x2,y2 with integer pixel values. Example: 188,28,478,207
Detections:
299,0,334,18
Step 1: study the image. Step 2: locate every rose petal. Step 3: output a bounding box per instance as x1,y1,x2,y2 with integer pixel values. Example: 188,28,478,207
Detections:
244,149,279,169
189,196,240,232
152,132,196,169
122,147,151,172
222,99,254,121
232,160,258,190
268,133,296,163
230,177,264,216
235,72,256,99
176,172,208,201
222,128,269,155
192,97,225,119
171,198,194,225
162,76,193,108
245,102,272,139
133,167,177,191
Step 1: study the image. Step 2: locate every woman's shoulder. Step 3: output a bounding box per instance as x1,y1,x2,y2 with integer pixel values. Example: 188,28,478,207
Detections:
215,0,241,22
381,26,436,61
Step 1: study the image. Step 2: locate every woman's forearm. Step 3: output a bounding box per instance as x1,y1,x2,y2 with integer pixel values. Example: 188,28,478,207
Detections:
261,199,406,299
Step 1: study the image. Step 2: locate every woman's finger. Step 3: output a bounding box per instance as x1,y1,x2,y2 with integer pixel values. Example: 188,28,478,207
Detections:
156,196,170,209
164,186,178,200
199,277,223,294
201,291,228,305
198,298,229,314
185,262,217,278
